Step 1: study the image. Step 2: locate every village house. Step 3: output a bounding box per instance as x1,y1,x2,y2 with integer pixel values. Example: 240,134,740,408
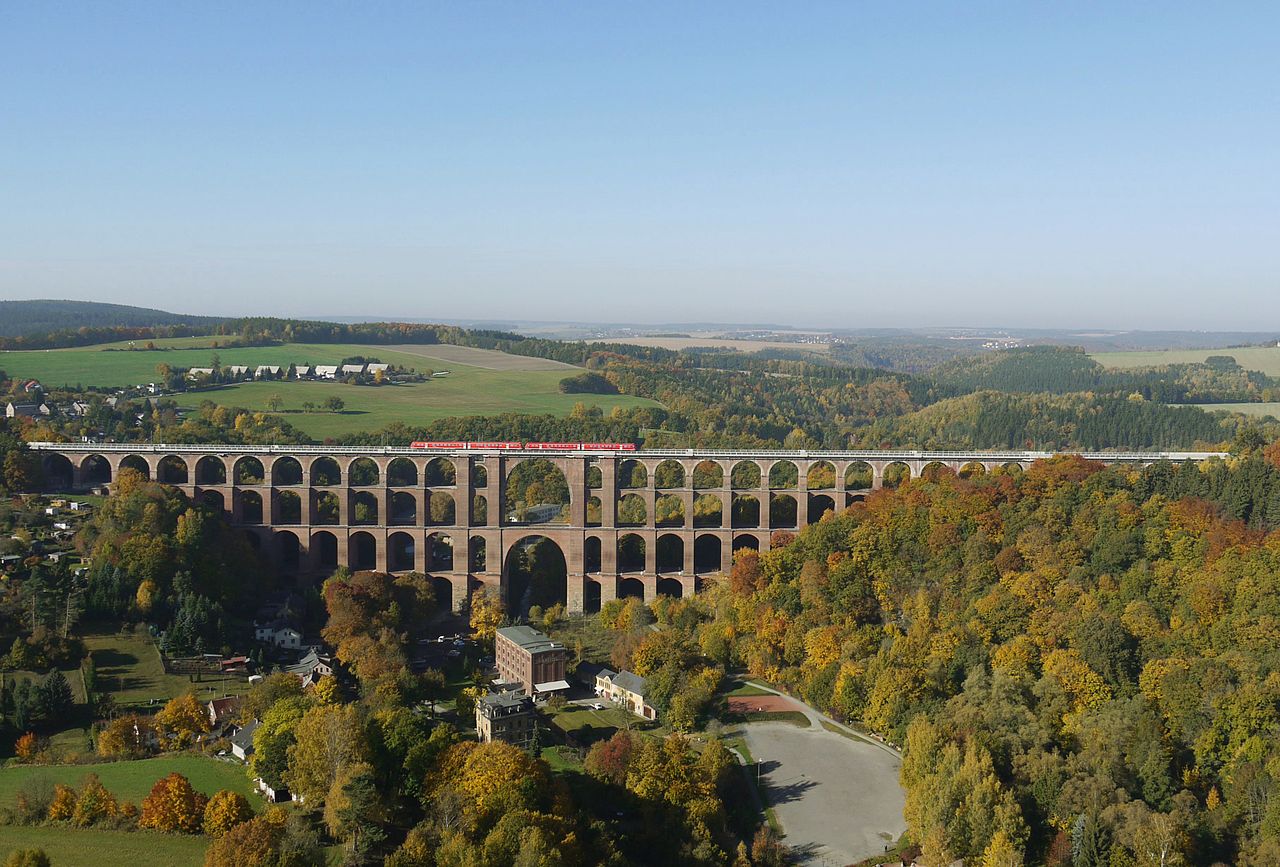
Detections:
230,719,259,761
255,365,282,378
286,648,336,687
340,363,365,375
595,669,657,720
294,366,312,378
206,696,243,731
255,620,303,649
314,365,339,379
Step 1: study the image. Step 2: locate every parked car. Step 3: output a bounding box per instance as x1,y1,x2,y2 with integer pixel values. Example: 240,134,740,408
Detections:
590,702,604,710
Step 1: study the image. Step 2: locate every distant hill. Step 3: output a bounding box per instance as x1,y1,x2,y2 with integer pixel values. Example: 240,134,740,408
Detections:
0,299,225,338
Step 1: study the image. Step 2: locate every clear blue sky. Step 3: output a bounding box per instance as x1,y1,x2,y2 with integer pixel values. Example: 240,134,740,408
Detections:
1,3,1276,329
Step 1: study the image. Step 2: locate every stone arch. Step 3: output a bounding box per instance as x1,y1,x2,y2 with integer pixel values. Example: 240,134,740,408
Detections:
157,455,188,485
194,455,226,485
311,457,341,486
583,579,602,614
693,493,722,528
426,490,456,526
275,530,301,571
584,536,602,573
271,456,303,486
656,533,684,573
586,495,602,527
769,493,798,528
234,456,264,485
657,577,684,598
692,460,724,489
389,532,416,572
959,461,987,479
731,460,761,489
586,464,602,489
349,531,377,571
240,490,264,524
201,489,226,512
694,534,722,573
732,494,760,528
846,492,869,506
654,494,685,528
921,461,953,482
732,534,760,555
41,453,74,491
81,454,111,486
428,532,454,570
348,457,380,487
274,490,302,524
390,491,418,526
845,461,873,489
472,463,488,487
769,460,798,489
653,460,685,489
1000,462,1025,475
432,576,454,610
808,493,836,524
618,577,645,599
618,459,647,488
311,530,338,571
472,494,488,525
504,535,568,615
807,460,836,490
387,457,419,487
470,536,488,571
120,454,151,480
423,457,456,487
314,490,340,525
617,493,647,526
883,461,911,489
352,491,379,525
618,533,646,573
504,458,570,525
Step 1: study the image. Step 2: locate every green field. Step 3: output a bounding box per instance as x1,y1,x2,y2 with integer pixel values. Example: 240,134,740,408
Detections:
0,755,257,807
84,629,251,707
0,825,209,867
0,339,660,438
1091,345,1280,376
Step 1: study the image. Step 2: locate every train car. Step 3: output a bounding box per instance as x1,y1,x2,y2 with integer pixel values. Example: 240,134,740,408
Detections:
410,441,466,449
583,443,637,451
466,441,524,450
523,442,583,451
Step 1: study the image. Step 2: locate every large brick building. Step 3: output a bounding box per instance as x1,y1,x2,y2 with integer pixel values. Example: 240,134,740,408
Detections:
495,625,568,696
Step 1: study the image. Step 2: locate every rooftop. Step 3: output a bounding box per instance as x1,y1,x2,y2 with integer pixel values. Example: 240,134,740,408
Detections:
496,625,564,654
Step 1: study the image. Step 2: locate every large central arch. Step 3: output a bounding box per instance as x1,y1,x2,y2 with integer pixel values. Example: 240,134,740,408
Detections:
503,535,568,618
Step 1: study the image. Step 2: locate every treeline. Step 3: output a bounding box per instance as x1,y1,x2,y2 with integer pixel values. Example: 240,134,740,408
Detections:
695,448,1280,864
0,300,225,342
933,346,1280,403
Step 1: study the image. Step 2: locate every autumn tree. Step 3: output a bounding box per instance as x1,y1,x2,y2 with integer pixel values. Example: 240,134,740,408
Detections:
284,703,370,806
156,692,211,746
203,789,253,837
139,772,208,833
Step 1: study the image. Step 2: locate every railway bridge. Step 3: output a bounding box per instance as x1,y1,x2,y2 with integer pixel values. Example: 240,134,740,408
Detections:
29,443,1224,614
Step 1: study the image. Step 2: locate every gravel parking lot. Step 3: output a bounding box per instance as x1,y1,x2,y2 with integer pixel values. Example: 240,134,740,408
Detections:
741,722,905,865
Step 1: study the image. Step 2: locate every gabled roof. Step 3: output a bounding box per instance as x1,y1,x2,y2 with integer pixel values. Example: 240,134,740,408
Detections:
610,670,647,697
231,719,260,749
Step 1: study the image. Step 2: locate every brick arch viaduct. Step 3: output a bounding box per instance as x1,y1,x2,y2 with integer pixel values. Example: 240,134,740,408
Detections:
29,443,1225,614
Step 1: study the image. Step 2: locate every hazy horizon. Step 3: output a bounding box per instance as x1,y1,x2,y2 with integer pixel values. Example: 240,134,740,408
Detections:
3,3,1277,330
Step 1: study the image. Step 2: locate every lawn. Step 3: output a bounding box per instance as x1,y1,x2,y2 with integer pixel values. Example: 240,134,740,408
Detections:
548,704,663,747
0,339,661,438
1091,345,1280,376
0,755,257,807
84,628,251,708
0,825,209,867
724,682,773,698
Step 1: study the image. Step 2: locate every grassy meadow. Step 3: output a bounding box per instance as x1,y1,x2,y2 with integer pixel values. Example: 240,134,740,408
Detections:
0,826,210,867
0,338,661,439
83,629,252,708
1091,345,1280,376
0,755,256,806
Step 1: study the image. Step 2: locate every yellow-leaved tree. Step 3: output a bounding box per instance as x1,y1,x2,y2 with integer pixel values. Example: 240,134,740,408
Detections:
203,789,253,837
139,772,208,833
156,693,210,747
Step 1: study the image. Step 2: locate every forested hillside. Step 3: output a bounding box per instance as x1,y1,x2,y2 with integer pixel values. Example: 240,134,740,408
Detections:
697,448,1280,864
0,300,224,339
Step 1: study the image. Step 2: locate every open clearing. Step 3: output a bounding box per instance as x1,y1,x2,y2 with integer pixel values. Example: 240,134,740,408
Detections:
84,628,252,707
0,339,660,438
0,825,209,867
0,755,257,807
1092,346,1280,376
382,343,577,371
1171,402,1280,419
741,722,905,865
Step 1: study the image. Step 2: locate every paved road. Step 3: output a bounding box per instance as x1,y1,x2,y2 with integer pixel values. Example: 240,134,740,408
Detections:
735,683,905,865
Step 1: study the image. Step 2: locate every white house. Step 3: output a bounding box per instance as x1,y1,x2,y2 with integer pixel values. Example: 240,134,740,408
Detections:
314,365,339,379
255,365,282,378
227,365,249,376
230,720,260,761
367,363,389,374
595,669,657,720
341,363,365,375
294,366,312,378
187,368,214,378
254,622,303,649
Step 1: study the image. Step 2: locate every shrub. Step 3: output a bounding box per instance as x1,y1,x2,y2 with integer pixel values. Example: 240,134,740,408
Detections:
46,784,75,822
139,772,208,833
3,850,51,867
203,789,253,837
71,773,119,827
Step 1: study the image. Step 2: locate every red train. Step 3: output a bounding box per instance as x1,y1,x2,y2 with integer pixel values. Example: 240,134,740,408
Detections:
409,441,636,452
